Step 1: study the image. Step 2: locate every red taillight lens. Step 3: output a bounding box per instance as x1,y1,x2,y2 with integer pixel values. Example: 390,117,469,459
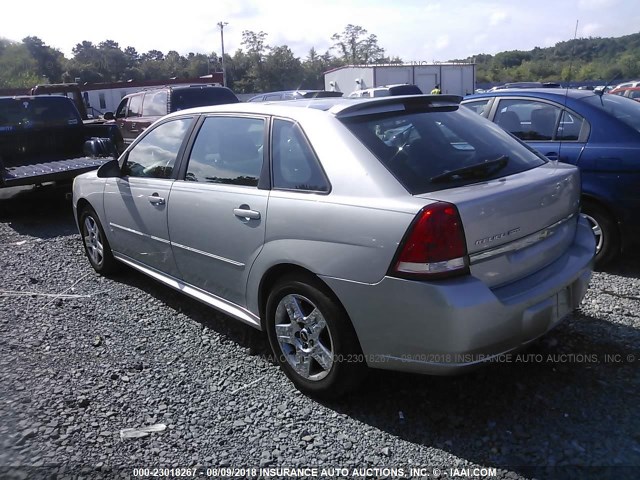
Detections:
392,202,469,279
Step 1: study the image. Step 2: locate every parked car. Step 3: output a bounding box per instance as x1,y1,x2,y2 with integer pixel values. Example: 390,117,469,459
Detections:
108,85,239,146
488,82,561,91
462,88,640,267
73,95,594,398
247,90,343,102
608,86,640,101
612,80,640,89
347,84,423,98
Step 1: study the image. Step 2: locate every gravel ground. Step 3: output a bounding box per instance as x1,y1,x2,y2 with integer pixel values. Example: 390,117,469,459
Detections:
0,186,638,480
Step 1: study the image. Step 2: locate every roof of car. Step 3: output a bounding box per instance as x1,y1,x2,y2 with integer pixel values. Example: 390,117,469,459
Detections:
165,94,463,119
464,88,598,101
248,90,343,100
123,84,232,97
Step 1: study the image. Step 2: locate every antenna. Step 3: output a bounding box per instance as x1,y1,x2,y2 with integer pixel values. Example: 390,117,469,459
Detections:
565,20,580,89
558,20,579,165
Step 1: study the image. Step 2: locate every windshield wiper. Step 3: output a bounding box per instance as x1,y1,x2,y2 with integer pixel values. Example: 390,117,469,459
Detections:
430,155,509,184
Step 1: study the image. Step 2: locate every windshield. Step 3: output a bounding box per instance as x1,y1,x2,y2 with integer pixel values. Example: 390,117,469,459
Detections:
341,105,546,194
581,94,640,133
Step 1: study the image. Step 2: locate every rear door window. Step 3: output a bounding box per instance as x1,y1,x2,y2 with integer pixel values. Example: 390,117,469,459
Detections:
185,116,265,186
271,119,329,192
341,105,545,194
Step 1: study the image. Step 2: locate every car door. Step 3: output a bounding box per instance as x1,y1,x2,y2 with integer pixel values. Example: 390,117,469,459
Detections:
102,116,194,276
167,115,268,307
491,98,588,166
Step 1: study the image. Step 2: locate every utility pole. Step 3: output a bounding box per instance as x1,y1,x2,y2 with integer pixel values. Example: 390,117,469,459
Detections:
217,21,228,87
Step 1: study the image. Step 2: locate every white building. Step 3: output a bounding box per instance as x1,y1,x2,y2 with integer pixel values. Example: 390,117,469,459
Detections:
324,63,476,97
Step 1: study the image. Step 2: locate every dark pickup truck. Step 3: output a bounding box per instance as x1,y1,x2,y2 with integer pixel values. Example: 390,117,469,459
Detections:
0,95,122,188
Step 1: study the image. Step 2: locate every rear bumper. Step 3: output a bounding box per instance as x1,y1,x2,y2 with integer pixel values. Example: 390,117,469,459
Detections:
321,215,595,374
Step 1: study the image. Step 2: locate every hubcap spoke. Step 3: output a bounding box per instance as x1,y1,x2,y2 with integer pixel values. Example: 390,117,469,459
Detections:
293,351,312,378
311,343,333,371
283,295,305,323
275,323,297,345
307,308,326,331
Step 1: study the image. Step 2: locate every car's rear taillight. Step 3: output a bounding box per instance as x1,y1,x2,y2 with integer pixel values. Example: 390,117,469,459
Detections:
391,202,469,279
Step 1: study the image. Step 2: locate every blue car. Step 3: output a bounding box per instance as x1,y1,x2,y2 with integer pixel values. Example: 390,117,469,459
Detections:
462,88,640,267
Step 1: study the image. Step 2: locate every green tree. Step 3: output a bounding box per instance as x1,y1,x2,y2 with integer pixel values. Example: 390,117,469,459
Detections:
97,40,127,81
263,46,304,90
22,36,65,83
0,41,41,87
331,24,385,65
239,30,269,91
300,48,343,89
65,41,105,83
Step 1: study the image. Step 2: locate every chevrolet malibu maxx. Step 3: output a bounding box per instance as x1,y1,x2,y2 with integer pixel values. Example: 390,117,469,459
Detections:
73,95,595,398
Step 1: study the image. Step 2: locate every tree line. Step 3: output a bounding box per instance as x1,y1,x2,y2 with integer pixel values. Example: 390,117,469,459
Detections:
465,32,640,85
1,26,639,92
0,25,395,92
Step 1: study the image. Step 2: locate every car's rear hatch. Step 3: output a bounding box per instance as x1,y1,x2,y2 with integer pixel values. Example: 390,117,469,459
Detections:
416,162,581,287
337,96,582,287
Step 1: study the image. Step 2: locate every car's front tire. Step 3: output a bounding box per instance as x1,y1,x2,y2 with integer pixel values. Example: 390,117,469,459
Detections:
265,274,366,399
79,206,118,275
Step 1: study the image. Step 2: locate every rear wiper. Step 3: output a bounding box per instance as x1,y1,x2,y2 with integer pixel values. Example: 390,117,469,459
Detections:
430,155,509,184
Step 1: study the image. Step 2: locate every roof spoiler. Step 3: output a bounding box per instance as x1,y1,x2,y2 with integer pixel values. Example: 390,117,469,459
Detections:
332,94,462,118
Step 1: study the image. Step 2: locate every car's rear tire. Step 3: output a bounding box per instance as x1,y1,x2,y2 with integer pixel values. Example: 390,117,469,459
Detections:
79,206,118,275
581,201,619,269
265,274,366,399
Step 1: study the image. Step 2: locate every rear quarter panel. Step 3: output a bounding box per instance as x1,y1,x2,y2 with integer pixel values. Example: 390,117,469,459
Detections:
245,112,432,314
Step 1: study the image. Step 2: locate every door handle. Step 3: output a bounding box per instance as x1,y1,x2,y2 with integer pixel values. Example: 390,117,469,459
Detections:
544,152,559,161
148,194,165,205
233,206,261,220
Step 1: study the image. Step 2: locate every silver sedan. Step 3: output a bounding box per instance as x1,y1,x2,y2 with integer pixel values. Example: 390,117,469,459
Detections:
73,95,595,398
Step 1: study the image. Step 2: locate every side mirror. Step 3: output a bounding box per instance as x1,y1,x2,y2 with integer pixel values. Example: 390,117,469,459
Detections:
97,159,122,178
103,111,115,120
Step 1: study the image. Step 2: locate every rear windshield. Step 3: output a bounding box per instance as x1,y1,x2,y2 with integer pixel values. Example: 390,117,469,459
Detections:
581,93,640,133
300,91,344,98
0,97,81,129
171,88,239,111
388,85,423,95
341,105,546,194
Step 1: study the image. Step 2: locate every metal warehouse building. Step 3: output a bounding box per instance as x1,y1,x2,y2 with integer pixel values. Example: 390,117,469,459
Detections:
324,63,476,97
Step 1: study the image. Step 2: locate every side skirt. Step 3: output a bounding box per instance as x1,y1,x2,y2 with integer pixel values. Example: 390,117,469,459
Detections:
113,253,262,330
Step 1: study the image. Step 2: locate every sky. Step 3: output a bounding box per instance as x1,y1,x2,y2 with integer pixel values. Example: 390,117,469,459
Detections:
1,0,639,62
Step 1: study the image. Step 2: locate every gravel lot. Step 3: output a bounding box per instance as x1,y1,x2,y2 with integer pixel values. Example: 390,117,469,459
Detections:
0,186,638,480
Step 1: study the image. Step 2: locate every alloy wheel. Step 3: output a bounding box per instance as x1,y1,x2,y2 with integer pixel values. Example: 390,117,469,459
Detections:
582,213,603,254
273,293,334,381
83,215,104,268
